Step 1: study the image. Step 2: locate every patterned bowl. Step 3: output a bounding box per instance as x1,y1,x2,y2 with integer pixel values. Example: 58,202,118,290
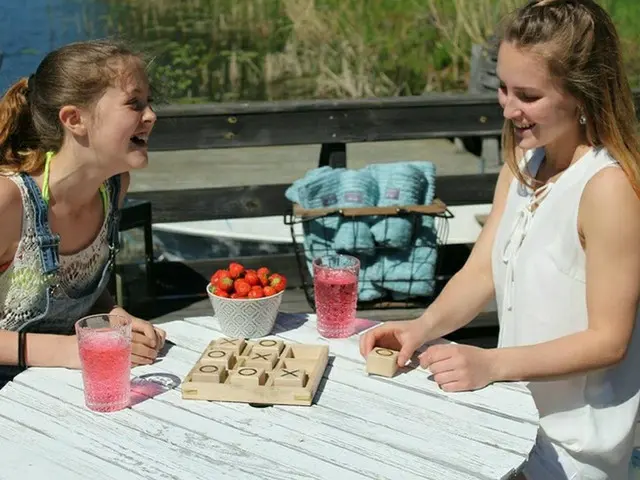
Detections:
206,284,284,338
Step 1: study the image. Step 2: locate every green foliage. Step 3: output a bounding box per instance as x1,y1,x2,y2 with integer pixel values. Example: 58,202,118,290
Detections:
91,0,640,103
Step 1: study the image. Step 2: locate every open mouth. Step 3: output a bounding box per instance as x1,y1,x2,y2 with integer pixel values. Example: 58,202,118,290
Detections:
514,123,536,133
130,134,149,147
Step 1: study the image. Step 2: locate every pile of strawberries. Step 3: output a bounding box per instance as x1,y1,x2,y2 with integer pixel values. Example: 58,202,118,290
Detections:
209,262,287,299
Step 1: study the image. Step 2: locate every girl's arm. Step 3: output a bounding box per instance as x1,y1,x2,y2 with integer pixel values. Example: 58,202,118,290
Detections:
416,162,514,343
490,166,640,382
0,330,79,368
0,178,80,368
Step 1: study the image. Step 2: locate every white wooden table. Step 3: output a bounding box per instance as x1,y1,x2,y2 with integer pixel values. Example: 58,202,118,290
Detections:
0,313,538,480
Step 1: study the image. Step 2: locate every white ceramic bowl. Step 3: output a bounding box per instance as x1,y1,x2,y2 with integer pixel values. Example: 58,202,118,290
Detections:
206,284,284,338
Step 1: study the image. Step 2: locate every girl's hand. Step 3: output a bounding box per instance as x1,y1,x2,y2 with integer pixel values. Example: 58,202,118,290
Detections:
110,307,166,367
419,344,497,392
359,318,432,367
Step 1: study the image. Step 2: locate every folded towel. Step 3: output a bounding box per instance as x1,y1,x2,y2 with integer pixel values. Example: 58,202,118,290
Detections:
357,258,386,301
406,161,438,247
333,170,378,257
407,161,437,204
368,164,427,248
286,167,345,277
371,242,438,298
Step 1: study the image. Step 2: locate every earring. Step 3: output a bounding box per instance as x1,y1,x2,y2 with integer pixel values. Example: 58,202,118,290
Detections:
579,113,587,125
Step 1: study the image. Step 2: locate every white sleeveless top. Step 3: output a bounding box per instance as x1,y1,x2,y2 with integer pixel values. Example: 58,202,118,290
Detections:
491,147,640,479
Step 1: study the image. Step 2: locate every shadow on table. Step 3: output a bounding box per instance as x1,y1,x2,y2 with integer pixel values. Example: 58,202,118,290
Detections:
311,354,336,405
274,313,310,334
129,341,182,406
130,372,182,406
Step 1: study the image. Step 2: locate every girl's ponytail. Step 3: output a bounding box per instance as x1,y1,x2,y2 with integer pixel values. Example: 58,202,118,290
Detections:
0,78,42,174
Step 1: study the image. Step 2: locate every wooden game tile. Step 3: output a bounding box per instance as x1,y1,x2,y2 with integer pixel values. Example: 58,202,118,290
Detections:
191,364,227,383
243,351,278,369
272,368,307,388
213,338,247,355
281,359,317,373
200,349,235,369
250,338,284,355
287,344,327,359
366,347,399,377
229,367,267,387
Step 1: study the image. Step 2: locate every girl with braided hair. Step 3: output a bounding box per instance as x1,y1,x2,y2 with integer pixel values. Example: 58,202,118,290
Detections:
362,1,640,477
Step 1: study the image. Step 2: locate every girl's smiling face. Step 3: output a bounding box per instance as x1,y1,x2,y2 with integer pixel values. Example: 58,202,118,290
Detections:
83,63,156,173
497,41,582,154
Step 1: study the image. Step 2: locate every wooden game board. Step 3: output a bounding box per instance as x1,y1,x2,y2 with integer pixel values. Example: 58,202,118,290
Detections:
181,337,329,406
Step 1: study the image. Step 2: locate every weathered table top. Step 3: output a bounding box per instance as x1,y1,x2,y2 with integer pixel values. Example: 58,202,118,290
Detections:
0,313,538,480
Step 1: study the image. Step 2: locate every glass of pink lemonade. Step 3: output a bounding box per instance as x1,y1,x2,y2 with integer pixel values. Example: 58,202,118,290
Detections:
75,313,132,412
313,254,360,338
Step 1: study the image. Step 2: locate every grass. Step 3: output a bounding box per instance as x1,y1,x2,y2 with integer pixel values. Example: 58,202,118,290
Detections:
89,0,640,103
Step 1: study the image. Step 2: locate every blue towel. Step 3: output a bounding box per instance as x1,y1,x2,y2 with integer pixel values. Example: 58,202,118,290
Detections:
407,161,438,248
371,242,438,298
367,164,426,248
333,170,378,257
365,161,439,298
358,258,386,301
285,167,345,277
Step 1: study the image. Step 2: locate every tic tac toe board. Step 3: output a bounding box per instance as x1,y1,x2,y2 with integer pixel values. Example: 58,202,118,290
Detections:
182,337,329,406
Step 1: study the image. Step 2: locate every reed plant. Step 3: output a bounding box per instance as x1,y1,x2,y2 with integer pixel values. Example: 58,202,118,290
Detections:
93,0,640,103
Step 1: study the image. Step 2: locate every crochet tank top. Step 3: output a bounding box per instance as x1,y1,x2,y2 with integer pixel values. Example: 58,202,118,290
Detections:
0,163,121,335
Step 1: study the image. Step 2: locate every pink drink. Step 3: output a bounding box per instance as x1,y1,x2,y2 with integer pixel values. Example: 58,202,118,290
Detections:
79,332,131,412
76,314,132,413
314,267,358,338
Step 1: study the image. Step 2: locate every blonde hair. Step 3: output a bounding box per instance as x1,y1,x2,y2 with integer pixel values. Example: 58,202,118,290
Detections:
0,39,147,175
498,0,640,195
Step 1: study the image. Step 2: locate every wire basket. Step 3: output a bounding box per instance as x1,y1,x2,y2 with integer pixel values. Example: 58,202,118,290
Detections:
284,199,453,310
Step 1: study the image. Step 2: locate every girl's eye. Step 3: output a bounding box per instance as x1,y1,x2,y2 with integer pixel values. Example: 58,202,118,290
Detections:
128,98,153,111
519,94,540,103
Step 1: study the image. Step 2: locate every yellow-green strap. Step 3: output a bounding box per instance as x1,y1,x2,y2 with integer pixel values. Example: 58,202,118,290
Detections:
42,151,109,216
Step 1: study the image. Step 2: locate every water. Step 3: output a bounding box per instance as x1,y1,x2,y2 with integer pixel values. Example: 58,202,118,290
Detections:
0,0,107,94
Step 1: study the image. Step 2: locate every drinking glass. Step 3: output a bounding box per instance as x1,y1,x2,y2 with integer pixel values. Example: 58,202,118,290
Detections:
75,313,132,412
313,254,360,338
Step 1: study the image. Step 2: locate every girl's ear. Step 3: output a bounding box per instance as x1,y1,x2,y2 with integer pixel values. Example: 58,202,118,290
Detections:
58,105,88,136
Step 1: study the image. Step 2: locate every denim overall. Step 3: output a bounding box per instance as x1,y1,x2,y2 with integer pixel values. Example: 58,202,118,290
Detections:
0,172,121,384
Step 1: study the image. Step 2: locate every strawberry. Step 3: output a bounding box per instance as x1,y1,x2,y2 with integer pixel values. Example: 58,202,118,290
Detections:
244,271,260,286
251,285,263,293
258,272,269,287
216,275,234,292
263,286,277,297
210,269,229,285
228,262,245,279
257,267,270,278
234,279,251,297
247,289,264,299
230,292,246,299
215,290,230,298
268,273,287,292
